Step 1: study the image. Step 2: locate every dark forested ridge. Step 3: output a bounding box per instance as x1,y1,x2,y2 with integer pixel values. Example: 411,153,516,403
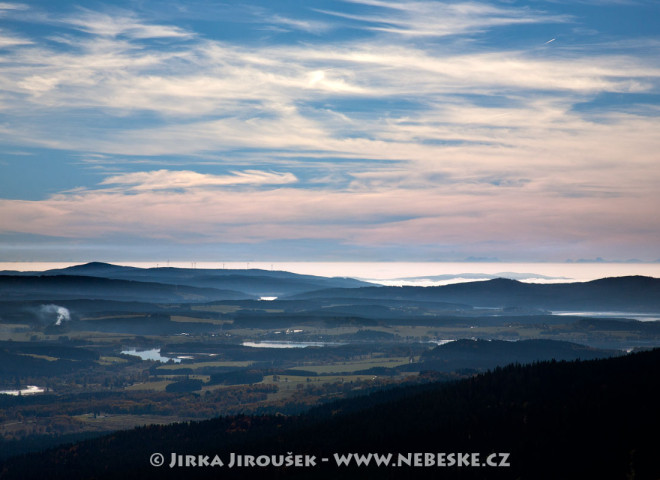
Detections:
292,275,660,311
2,348,658,480
415,338,617,372
0,275,249,302
6,263,660,311
0,262,374,297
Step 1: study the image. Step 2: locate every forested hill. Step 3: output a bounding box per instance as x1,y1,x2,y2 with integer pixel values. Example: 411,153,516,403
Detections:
415,338,617,372
2,348,658,480
0,262,374,297
291,275,660,311
0,275,249,302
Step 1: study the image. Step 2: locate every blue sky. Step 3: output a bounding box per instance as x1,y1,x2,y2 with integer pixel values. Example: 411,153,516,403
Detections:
0,0,659,262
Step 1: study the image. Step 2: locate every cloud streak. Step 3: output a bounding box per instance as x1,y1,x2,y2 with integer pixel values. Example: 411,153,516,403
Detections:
320,0,571,37
1,173,658,259
100,169,298,190
63,9,193,39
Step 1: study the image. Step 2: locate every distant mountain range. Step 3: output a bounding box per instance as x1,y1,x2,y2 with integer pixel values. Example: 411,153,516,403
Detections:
385,271,570,283
0,275,248,303
1,263,659,312
292,276,660,311
0,262,374,299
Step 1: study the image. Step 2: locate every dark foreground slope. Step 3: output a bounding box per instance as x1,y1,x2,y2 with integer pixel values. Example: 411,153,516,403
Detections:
2,349,658,480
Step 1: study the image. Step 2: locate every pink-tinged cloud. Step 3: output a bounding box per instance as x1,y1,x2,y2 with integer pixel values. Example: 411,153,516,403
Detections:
1,176,658,259
100,169,298,190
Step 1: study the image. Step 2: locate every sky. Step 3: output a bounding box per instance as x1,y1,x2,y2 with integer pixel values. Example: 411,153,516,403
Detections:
0,0,659,263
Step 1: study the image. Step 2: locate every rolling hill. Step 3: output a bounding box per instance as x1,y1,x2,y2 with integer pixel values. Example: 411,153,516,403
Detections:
291,276,660,311
0,275,249,303
0,263,374,297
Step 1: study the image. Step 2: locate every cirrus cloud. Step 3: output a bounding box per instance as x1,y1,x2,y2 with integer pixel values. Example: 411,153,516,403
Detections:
99,169,298,191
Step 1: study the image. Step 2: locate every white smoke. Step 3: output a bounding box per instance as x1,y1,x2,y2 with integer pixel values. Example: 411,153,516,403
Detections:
40,304,71,326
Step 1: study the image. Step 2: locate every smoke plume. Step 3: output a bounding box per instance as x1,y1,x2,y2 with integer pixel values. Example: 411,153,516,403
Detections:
40,304,71,326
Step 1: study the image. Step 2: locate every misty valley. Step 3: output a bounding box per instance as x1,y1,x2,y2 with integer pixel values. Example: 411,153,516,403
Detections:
0,263,659,478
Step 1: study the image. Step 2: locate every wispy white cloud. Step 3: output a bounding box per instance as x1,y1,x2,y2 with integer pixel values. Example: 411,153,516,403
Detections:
318,0,571,37
544,0,645,5
63,9,193,39
0,2,28,11
266,14,332,34
99,169,298,190
0,30,31,47
2,30,657,153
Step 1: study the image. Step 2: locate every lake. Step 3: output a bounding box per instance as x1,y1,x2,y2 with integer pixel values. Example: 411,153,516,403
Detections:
0,385,45,396
553,311,660,322
121,348,182,363
242,341,345,349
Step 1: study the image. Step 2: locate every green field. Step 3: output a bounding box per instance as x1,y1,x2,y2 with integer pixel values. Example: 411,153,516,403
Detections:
170,316,232,325
288,356,414,374
156,360,254,370
73,413,197,431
